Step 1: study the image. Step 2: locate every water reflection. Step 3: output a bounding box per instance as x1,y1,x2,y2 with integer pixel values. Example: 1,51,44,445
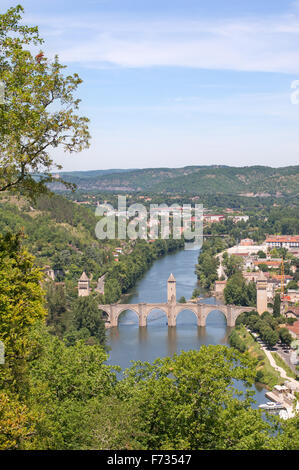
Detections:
138,326,148,344
167,327,177,357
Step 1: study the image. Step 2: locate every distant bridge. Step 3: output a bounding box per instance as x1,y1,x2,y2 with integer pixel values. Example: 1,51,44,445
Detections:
99,274,253,328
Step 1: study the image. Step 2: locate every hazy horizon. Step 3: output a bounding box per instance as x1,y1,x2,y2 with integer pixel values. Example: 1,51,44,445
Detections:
56,163,299,173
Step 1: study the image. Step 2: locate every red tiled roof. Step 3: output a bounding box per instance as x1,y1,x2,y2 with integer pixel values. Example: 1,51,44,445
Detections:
286,321,299,336
270,275,293,280
266,236,299,243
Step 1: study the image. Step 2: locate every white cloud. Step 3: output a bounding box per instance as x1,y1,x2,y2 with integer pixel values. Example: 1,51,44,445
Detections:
20,7,299,74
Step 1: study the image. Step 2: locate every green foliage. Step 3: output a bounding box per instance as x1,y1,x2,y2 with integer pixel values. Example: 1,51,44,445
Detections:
114,346,289,450
104,239,183,302
236,311,282,348
222,252,244,277
71,296,106,347
0,232,46,394
228,329,246,353
0,6,90,198
46,282,69,337
195,243,220,289
258,263,269,272
229,325,284,388
192,287,201,298
0,392,34,450
273,294,281,317
28,324,117,449
287,280,299,291
224,273,256,307
278,328,293,347
0,233,46,448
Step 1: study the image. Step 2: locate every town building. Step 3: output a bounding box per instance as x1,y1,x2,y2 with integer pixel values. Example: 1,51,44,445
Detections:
95,274,106,295
240,238,254,246
43,265,55,281
203,214,225,223
266,235,299,250
282,290,299,304
78,272,90,297
253,259,282,269
286,321,299,339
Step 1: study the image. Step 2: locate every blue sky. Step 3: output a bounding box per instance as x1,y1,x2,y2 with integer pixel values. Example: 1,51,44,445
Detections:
2,1,299,170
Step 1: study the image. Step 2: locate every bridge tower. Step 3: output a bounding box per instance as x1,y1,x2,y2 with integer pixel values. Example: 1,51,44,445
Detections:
167,273,176,303
256,272,267,315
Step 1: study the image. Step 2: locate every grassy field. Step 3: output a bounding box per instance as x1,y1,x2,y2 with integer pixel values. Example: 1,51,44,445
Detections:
232,326,284,389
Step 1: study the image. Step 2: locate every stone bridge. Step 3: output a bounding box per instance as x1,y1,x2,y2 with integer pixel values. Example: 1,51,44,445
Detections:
98,274,253,328
98,301,253,328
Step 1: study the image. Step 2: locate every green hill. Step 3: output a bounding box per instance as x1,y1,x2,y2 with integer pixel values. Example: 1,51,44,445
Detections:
52,165,299,196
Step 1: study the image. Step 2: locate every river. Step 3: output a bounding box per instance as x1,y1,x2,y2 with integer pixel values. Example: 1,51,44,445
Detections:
107,246,267,407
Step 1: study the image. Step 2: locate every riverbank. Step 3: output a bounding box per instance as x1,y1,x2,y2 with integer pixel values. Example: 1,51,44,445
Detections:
104,238,184,305
229,325,284,388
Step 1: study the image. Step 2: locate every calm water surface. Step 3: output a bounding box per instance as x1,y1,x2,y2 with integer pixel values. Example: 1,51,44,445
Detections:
107,247,266,407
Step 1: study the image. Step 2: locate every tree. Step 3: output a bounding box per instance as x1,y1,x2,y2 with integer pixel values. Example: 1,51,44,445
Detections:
28,324,117,449
222,253,244,278
0,392,34,450
258,263,268,272
257,251,266,259
279,328,293,347
286,280,298,291
0,232,46,394
46,282,68,336
273,294,281,317
195,249,219,289
104,278,122,304
262,326,279,348
0,232,46,449
115,346,291,450
224,273,256,307
192,287,201,298
178,296,186,303
0,6,90,198
72,296,106,347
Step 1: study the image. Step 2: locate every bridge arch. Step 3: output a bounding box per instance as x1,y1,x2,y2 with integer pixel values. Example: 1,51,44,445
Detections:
145,306,169,326
98,307,111,323
175,306,199,324
204,308,228,326
115,307,140,326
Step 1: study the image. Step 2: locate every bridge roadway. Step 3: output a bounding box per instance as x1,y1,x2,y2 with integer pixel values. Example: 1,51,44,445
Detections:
98,301,253,328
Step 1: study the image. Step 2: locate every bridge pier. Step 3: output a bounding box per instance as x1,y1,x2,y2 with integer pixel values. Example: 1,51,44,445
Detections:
138,303,147,327
167,304,176,327
109,305,118,327
226,306,234,327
